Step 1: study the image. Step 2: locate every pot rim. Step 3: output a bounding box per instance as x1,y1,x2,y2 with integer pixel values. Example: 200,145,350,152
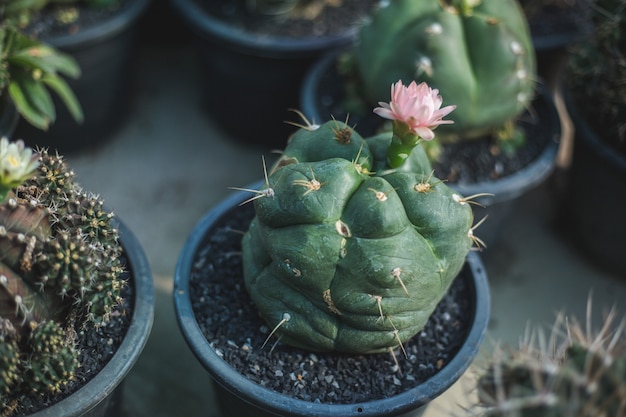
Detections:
43,0,152,49
300,52,562,208
174,183,491,417
169,0,360,58
30,217,155,417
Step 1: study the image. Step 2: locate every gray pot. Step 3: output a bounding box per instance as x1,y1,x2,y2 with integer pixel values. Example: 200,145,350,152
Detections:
174,185,491,417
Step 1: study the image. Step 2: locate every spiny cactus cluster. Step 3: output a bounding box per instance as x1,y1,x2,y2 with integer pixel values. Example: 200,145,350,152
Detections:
474,305,626,416
351,0,536,143
0,138,124,407
240,82,484,354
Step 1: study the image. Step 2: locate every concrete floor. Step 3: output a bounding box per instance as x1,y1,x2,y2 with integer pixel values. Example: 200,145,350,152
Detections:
54,32,626,417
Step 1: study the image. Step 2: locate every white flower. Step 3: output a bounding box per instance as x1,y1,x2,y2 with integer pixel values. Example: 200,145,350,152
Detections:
0,137,39,189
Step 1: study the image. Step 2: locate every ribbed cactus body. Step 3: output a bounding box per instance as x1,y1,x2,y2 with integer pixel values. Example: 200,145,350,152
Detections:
242,121,474,353
353,0,535,141
0,148,123,400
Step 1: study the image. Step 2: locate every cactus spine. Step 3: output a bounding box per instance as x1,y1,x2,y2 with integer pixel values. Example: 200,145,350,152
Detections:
0,141,124,409
474,305,626,416
352,0,536,142
241,112,481,354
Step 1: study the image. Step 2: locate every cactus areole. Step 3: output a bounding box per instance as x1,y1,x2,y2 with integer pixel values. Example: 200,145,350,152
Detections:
353,0,536,141
241,81,481,354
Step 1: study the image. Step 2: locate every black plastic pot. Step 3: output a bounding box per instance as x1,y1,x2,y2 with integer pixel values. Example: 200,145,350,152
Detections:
30,217,154,417
14,0,151,153
521,0,594,91
560,97,626,278
169,0,367,150
300,53,561,249
174,184,491,417
442,90,561,249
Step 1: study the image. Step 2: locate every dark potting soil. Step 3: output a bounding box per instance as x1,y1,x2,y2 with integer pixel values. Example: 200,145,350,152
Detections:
308,56,553,186
21,0,133,39
8,257,133,417
195,0,379,38
189,202,474,404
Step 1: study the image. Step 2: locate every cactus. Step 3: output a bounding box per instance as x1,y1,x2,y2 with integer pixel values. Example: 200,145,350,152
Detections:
0,138,124,408
240,81,484,354
473,304,626,416
350,0,536,143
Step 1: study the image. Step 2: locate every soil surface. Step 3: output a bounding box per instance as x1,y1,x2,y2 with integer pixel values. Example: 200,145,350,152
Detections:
7,258,133,417
195,0,378,38
188,202,475,405
21,0,133,39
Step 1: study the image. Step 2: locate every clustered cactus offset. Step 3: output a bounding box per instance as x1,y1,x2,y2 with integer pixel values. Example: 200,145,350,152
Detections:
473,302,626,416
350,0,536,143
0,138,124,410
240,80,485,354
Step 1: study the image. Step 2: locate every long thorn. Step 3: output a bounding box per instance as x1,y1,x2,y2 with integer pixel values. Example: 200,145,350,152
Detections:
262,313,291,350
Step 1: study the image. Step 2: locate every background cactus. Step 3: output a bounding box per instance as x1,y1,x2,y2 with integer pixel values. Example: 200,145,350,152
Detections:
241,109,480,354
473,305,626,416
349,0,536,143
0,140,124,408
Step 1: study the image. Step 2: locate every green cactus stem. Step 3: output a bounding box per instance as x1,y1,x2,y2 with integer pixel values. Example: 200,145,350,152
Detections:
0,144,124,406
241,118,480,354
352,0,536,143
24,320,79,395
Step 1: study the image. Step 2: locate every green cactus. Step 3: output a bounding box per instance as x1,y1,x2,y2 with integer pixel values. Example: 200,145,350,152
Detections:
241,109,482,354
0,319,19,395
350,0,536,143
474,308,626,416
0,140,124,408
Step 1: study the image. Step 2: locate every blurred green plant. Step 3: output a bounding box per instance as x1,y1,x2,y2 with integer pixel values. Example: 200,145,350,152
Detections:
0,22,83,130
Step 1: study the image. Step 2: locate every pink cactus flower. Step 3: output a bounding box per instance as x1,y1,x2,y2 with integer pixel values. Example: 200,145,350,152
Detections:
374,80,456,140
